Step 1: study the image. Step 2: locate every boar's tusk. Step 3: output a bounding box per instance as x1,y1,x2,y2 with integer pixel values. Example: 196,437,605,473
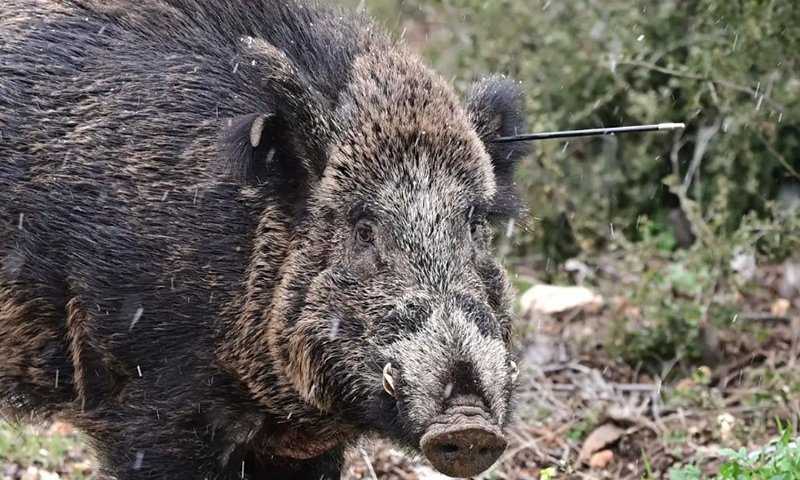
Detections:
510,361,519,382
382,363,396,397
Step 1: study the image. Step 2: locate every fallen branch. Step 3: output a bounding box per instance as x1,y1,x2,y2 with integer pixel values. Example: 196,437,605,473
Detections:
358,446,379,480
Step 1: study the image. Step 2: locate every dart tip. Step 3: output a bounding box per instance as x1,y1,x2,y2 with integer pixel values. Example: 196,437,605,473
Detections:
657,122,686,130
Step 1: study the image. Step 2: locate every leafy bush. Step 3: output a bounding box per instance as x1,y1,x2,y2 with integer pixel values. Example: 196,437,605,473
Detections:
362,0,800,262
606,199,797,373
667,421,800,480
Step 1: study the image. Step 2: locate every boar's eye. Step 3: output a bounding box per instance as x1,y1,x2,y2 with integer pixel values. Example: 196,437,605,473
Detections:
467,206,484,241
355,219,375,248
469,219,481,239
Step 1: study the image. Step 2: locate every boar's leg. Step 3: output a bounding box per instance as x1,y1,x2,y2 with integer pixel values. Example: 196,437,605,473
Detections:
78,407,344,480
77,408,233,480
249,446,344,480
0,291,75,417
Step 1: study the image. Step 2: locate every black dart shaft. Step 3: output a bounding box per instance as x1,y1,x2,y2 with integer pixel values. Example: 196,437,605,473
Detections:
491,122,686,143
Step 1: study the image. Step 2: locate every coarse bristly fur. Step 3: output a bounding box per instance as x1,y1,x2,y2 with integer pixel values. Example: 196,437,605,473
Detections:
0,0,533,479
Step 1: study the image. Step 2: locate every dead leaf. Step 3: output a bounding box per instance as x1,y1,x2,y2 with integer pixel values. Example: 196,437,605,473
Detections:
2,463,20,477
730,248,757,284
39,471,60,480
583,297,604,315
624,305,642,318
578,423,625,464
414,466,454,480
772,298,791,317
21,466,39,480
610,296,628,312
675,377,696,391
717,412,737,443
47,420,76,436
605,407,660,435
734,291,745,304
71,459,93,472
778,261,800,299
523,332,565,366
588,449,614,469
22,466,60,480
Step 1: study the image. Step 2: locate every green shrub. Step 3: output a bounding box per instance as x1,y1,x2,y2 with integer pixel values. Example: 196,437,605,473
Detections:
361,0,799,262
666,421,800,480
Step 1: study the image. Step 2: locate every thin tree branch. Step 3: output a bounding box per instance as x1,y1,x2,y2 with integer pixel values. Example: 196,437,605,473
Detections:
758,133,800,181
619,59,788,114
683,116,721,193
669,135,715,244
358,446,379,480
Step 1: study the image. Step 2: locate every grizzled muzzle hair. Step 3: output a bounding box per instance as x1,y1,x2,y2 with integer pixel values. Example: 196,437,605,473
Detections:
379,294,519,477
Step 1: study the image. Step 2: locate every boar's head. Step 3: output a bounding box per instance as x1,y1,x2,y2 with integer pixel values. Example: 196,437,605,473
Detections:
226,45,531,478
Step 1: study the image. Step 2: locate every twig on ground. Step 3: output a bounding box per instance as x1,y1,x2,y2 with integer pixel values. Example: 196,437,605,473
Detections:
740,312,793,323
714,351,768,389
358,446,379,480
612,383,658,393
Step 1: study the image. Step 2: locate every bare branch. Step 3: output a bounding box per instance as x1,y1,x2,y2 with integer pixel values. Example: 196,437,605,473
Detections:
683,116,721,193
619,59,789,114
758,133,800,181
669,135,715,244
670,133,688,182
358,446,379,480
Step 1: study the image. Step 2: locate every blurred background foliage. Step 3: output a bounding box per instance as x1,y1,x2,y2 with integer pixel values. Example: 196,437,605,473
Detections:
358,0,799,263
349,0,800,374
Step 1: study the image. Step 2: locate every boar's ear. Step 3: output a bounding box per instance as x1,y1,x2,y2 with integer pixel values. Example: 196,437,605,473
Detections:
465,75,532,183
220,72,332,188
221,113,277,185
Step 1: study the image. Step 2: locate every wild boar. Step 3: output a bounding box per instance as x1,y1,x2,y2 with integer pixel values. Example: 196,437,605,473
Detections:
0,0,531,478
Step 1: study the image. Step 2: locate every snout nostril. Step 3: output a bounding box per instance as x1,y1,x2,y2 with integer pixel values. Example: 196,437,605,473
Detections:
439,443,459,455
421,425,508,478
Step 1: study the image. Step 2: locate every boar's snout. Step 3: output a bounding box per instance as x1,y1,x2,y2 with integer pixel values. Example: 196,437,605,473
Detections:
378,301,514,476
420,397,507,478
